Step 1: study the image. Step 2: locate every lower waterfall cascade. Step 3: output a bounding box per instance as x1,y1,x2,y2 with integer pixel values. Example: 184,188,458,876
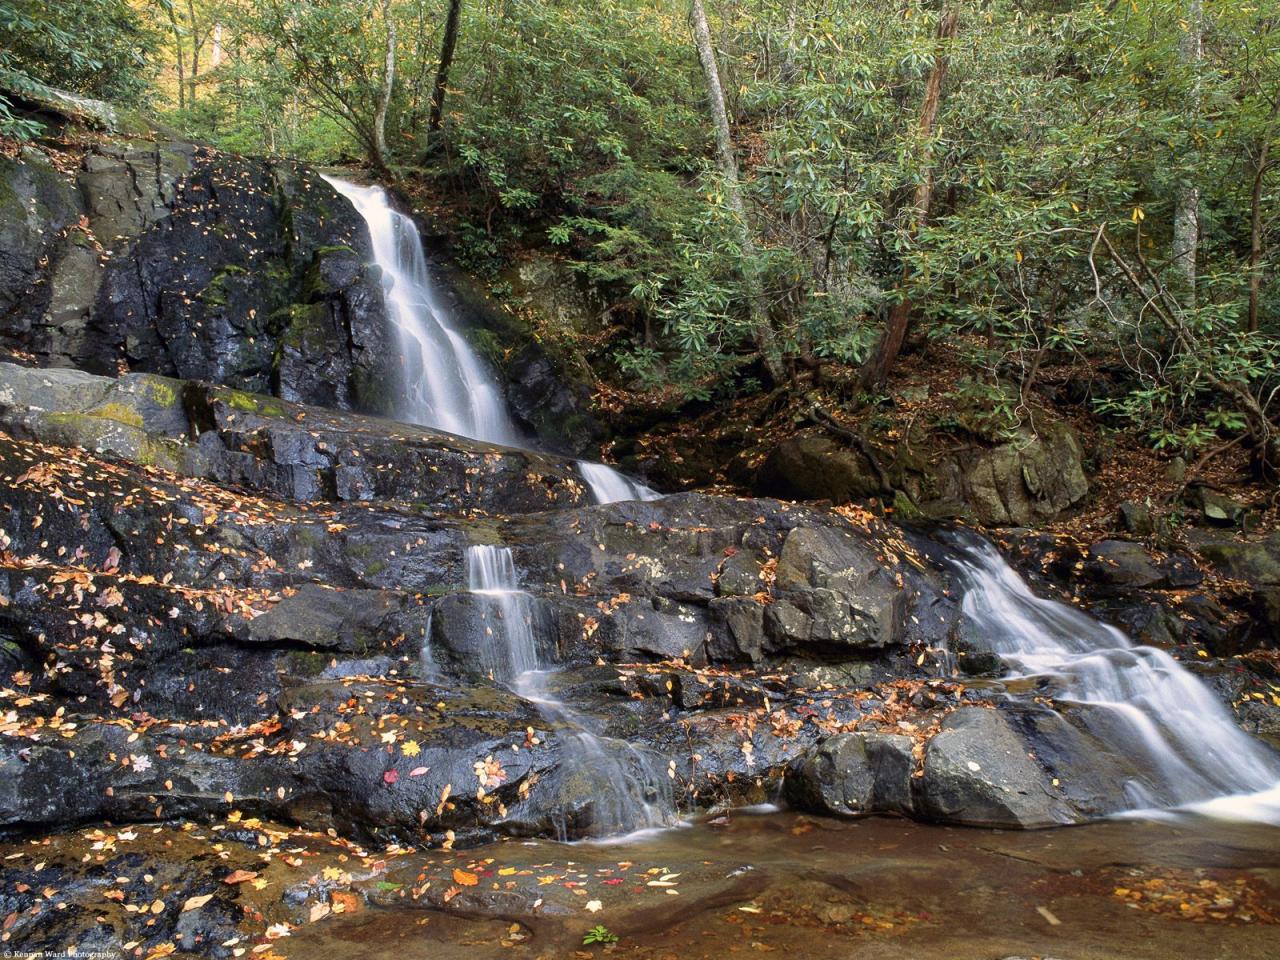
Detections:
946,532,1280,825
464,546,676,838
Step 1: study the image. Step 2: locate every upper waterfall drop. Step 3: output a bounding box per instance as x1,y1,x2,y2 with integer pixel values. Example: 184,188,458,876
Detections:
322,176,520,446
324,175,659,505
946,532,1280,825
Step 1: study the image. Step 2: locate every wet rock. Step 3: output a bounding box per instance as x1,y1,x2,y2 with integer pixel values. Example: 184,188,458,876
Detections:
953,421,1089,527
0,362,590,511
765,526,904,654
244,584,428,654
1083,540,1201,590
919,708,1080,828
756,433,888,504
784,732,915,817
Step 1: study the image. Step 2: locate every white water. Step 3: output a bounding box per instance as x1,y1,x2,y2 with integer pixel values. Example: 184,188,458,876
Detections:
949,534,1280,825
577,461,662,504
324,176,661,505
465,545,675,838
322,177,520,444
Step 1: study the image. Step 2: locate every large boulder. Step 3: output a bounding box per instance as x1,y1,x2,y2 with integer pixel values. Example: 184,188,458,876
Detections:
783,731,915,817
949,421,1089,526
918,708,1080,828
756,434,888,504
764,526,905,654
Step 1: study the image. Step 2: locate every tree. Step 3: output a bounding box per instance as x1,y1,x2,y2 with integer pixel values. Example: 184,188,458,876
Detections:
859,6,958,390
690,0,784,385
1171,0,1203,306
428,0,463,139
251,0,399,176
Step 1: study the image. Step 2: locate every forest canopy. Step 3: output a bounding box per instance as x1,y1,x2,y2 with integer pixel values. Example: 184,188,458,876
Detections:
2,0,1278,476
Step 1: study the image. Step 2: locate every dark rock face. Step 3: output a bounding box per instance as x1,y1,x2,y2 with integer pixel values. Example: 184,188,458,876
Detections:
0,141,398,414
755,420,1088,526
784,731,915,817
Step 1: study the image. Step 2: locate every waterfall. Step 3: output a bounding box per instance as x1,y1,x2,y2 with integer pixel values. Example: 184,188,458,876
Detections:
324,176,661,505
577,461,661,504
322,177,520,445
947,533,1280,825
464,544,676,838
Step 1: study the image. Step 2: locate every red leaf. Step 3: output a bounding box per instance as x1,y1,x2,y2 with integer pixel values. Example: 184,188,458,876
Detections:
383,769,399,785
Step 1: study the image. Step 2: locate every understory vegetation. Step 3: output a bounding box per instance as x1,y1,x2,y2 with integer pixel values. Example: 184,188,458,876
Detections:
3,0,1279,480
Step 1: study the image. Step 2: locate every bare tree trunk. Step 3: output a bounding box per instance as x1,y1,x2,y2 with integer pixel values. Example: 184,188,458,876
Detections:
373,0,396,173
164,2,186,111
1172,0,1203,306
429,0,463,137
690,0,785,384
186,0,201,105
860,8,959,390
1248,93,1280,332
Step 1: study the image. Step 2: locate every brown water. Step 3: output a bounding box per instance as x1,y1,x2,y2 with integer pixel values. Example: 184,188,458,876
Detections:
287,811,1279,960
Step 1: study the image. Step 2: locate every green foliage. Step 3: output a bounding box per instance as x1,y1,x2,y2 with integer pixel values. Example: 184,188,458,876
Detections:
582,924,619,946
10,0,1275,464
0,0,158,136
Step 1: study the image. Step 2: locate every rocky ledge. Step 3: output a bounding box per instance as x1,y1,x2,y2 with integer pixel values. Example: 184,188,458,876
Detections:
2,367,1276,856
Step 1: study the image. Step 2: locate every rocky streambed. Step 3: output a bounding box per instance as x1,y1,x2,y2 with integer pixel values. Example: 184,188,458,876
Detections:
1,131,1279,958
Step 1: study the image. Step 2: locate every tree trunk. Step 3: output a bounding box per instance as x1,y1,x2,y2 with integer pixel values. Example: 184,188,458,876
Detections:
373,0,396,175
186,0,201,105
860,8,958,390
690,0,785,384
165,3,186,111
1172,0,1203,307
428,0,463,137
1248,93,1279,333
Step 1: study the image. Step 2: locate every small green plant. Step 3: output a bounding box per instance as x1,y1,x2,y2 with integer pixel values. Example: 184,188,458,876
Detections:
582,924,619,946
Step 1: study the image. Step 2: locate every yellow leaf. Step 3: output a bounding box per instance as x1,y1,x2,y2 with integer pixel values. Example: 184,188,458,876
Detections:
452,869,479,887
181,893,214,913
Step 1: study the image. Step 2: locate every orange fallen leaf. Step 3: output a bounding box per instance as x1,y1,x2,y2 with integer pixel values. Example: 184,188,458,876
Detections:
452,869,479,887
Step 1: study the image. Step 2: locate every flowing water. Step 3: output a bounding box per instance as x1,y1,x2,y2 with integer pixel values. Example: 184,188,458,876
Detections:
323,176,657,505
465,545,675,838
576,460,661,503
323,174,1279,833
945,532,1280,825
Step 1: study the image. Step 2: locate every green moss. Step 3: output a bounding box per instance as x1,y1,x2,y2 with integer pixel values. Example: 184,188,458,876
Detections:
286,650,330,678
220,388,288,418
85,401,145,428
134,376,180,407
362,559,388,577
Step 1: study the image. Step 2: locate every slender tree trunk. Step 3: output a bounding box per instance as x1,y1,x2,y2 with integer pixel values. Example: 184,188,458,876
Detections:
860,8,958,390
428,0,463,138
1248,94,1280,333
164,3,186,110
373,0,396,173
690,0,785,384
1172,0,1203,307
186,0,201,105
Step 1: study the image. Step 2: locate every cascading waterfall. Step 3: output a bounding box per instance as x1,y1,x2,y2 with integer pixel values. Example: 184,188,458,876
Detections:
947,532,1280,824
323,175,658,505
322,177,520,445
465,545,675,838
577,461,661,504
